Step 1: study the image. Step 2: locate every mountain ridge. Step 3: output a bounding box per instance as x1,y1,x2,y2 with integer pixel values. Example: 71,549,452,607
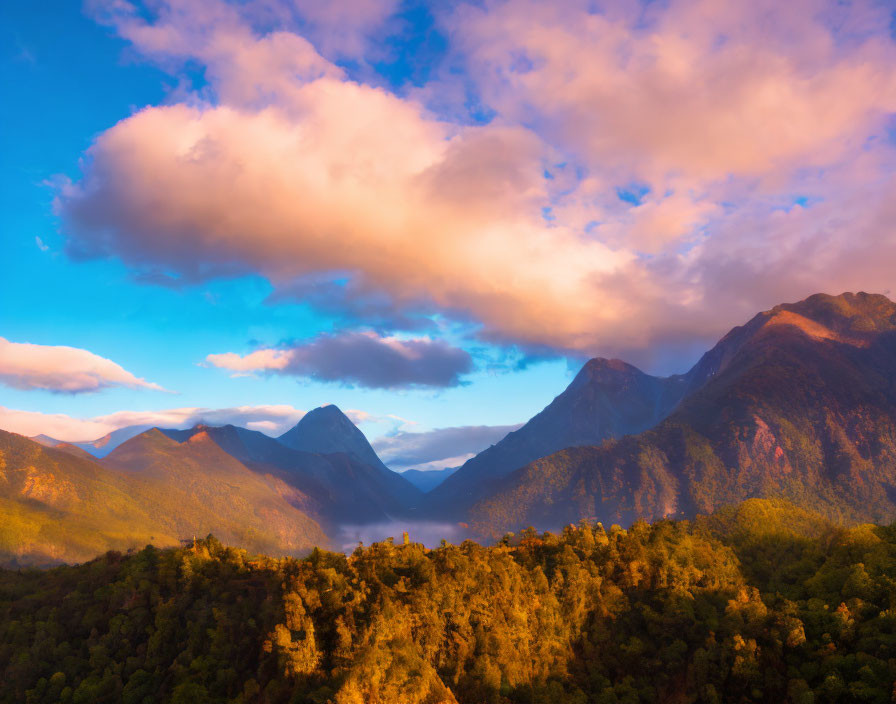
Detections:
0,427,328,566
466,292,896,537
157,420,422,525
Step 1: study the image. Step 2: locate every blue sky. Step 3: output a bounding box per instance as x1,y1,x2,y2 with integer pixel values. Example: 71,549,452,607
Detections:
2,0,895,468
0,0,573,460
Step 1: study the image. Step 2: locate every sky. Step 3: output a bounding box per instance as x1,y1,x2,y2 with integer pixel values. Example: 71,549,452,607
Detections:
2,0,895,471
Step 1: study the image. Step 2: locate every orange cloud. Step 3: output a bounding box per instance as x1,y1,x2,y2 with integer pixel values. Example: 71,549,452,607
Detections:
0,337,168,394
59,97,629,351
59,0,896,365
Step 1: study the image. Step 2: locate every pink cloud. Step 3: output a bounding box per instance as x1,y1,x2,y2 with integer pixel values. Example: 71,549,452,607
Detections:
0,403,309,442
57,0,896,367
205,348,292,374
0,337,168,394
58,97,628,352
452,0,896,183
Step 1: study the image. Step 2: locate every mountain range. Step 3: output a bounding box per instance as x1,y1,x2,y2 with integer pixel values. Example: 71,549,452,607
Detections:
33,425,153,458
4,292,896,564
1,406,421,565
400,466,458,492
465,292,896,536
0,427,327,565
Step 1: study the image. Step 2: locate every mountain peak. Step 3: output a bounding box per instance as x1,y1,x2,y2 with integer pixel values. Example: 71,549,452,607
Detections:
303,404,350,420
430,353,689,512
569,357,649,391
278,405,389,472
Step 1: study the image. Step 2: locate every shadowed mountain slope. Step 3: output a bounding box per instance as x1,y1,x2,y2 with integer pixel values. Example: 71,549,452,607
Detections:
430,358,700,514
279,405,387,469
160,423,423,524
468,292,896,537
277,405,422,507
401,466,458,493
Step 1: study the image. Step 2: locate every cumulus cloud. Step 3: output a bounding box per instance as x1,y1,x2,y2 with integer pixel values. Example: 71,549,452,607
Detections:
0,403,308,442
56,0,896,368
372,424,522,471
0,337,167,394
206,331,473,388
452,0,896,182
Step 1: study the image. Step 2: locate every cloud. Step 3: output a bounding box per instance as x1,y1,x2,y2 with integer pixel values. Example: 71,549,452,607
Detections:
342,408,415,430
206,331,473,388
290,0,399,60
57,0,896,368
0,337,168,394
372,423,522,471
452,0,896,182
56,0,629,355
0,403,308,442
35,236,49,252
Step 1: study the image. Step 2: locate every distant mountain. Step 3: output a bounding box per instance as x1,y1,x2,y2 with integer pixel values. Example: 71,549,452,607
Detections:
2,405,423,566
0,428,327,566
101,429,327,552
0,429,174,566
39,440,98,462
160,423,422,524
468,292,896,537
279,405,389,469
400,466,458,493
32,424,152,458
430,357,706,514
277,405,422,510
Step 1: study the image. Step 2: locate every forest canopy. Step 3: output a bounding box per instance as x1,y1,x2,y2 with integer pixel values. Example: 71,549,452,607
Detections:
1,498,895,704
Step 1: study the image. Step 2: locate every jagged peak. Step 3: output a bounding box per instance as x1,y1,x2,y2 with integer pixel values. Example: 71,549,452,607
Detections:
187,430,213,445
105,427,179,456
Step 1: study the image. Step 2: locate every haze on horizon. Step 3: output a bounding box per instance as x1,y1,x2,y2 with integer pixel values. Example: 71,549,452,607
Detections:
2,0,896,472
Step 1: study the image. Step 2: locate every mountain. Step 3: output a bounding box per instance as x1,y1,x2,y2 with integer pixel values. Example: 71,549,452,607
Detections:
80,424,155,457
2,406,422,566
401,466,458,493
101,428,328,554
36,440,97,462
429,358,703,514
277,405,422,510
32,425,152,458
159,423,423,524
0,428,327,566
0,429,175,566
467,292,896,537
279,405,388,469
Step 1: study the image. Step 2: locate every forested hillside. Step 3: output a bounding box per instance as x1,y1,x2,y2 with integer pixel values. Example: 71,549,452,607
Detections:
0,429,328,566
2,499,894,704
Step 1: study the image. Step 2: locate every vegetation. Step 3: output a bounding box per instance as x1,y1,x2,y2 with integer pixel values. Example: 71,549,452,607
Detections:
0,429,327,566
2,499,894,703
